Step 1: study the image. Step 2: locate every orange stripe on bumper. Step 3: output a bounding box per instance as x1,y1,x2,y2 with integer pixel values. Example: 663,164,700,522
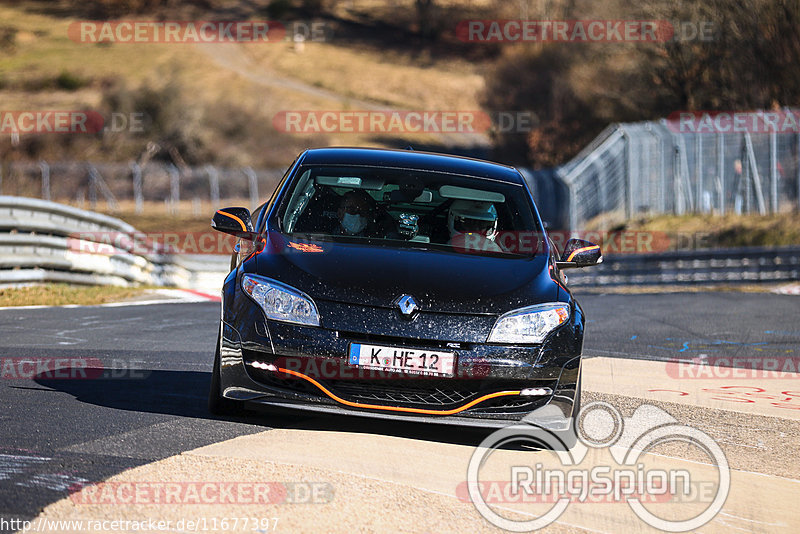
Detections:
277,367,521,416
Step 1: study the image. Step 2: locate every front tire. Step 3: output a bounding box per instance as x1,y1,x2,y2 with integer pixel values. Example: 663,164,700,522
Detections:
553,369,581,450
208,332,243,415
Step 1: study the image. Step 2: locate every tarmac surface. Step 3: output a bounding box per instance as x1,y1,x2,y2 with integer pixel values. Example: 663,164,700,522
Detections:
0,291,798,532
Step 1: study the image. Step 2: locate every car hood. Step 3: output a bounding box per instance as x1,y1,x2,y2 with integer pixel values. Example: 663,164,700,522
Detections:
253,233,558,315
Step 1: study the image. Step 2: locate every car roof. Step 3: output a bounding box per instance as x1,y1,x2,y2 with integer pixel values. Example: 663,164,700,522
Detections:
298,147,525,185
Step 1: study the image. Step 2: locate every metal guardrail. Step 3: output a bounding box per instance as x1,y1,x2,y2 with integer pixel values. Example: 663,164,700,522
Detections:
566,246,800,286
0,196,229,289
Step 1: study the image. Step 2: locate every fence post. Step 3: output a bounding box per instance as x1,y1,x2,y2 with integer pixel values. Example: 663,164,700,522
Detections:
39,160,50,201
695,135,703,213
131,162,143,214
206,165,220,207
674,136,694,215
168,164,180,215
672,143,681,214
770,130,778,213
646,123,666,212
568,185,578,231
625,131,633,219
245,167,259,211
743,132,767,215
717,133,725,215
88,164,119,211
88,165,97,210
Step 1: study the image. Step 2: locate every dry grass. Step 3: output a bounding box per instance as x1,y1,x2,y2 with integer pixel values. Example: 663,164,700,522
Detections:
91,199,249,233
243,41,484,111
0,283,150,307
0,1,492,165
621,212,800,248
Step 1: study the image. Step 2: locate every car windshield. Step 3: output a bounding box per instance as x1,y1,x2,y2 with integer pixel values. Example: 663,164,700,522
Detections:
276,165,541,257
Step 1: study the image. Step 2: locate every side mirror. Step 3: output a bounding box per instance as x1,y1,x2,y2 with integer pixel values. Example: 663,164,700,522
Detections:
556,238,602,269
211,207,258,240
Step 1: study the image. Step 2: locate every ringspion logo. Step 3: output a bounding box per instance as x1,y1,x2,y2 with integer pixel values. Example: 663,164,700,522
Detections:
467,402,729,531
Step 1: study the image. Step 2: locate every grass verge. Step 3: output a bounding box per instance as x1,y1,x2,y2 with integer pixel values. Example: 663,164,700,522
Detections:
585,212,800,249
0,283,151,307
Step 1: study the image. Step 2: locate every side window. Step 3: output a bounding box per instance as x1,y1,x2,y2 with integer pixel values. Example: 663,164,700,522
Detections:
257,155,300,232
252,203,266,230
549,237,567,285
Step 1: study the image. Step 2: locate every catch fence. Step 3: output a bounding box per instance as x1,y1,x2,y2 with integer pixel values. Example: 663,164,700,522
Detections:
556,113,800,229
0,160,284,214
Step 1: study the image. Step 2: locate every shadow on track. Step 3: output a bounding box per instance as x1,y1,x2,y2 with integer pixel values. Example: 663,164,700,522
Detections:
34,368,501,448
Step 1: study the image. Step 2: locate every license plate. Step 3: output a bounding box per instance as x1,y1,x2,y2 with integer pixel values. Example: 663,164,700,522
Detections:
348,343,456,377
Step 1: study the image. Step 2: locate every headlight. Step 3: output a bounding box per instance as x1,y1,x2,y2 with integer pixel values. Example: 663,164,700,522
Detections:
487,302,570,344
241,274,320,327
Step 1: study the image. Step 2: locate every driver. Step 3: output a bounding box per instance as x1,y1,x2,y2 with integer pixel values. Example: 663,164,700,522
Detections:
447,199,503,253
336,190,379,236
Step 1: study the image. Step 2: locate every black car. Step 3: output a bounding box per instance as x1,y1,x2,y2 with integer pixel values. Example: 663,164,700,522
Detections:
208,147,601,440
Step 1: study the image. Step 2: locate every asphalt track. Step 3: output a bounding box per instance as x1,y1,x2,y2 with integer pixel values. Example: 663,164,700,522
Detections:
0,291,798,532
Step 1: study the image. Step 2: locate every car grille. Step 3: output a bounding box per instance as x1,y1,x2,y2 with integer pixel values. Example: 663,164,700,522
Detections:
246,362,551,415
327,378,482,406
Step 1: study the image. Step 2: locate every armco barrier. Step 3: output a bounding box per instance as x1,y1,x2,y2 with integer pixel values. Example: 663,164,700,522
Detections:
566,246,800,286
0,196,228,289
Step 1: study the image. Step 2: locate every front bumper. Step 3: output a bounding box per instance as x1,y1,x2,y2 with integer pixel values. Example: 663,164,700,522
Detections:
218,291,584,429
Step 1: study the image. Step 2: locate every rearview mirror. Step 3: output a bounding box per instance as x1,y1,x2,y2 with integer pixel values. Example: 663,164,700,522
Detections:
556,238,602,269
211,207,258,240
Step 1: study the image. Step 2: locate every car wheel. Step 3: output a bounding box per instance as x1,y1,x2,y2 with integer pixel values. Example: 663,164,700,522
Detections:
208,331,243,415
552,369,581,451
572,369,582,425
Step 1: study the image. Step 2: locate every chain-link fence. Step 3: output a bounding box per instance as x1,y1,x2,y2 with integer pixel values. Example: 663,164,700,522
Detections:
0,160,285,214
556,113,800,229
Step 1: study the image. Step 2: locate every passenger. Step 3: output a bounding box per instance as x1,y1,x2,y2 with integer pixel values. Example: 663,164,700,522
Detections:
447,199,504,253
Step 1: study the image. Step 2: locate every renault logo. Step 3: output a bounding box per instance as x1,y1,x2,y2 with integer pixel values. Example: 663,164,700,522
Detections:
394,295,419,317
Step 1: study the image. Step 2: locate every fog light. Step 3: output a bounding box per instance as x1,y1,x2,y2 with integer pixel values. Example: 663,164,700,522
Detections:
249,361,277,372
520,387,552,396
